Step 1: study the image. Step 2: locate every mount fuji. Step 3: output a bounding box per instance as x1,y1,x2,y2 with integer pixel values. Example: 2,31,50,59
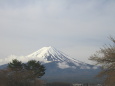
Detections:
0,46,101,83
27,46,97,69
26,46,100,83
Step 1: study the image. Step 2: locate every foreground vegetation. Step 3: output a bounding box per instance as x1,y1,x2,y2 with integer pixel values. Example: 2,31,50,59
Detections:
89,37,115,86
0,59,45,86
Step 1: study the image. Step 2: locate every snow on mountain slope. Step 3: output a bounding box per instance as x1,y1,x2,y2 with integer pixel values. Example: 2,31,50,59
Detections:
28,46,78,62
27,46,97,69
0,46,98,69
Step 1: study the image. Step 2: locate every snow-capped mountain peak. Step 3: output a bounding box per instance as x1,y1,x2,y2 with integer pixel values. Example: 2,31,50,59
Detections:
27,46,71,62
27,46,97,69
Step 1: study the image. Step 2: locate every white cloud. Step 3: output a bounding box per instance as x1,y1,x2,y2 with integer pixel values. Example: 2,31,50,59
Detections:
57,62,70,69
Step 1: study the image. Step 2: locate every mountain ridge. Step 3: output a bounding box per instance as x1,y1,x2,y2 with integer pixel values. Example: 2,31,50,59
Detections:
0,46,101,83
26,46,100,83
26,46,98,69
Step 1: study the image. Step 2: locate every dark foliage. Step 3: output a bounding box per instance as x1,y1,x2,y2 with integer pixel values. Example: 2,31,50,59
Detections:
24,60,45,78
0,59,45,86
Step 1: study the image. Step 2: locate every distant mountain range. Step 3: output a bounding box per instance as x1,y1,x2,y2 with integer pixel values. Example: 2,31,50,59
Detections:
0,46,101,83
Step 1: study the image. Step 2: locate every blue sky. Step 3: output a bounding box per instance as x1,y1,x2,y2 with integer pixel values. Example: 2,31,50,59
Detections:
0,0,115,64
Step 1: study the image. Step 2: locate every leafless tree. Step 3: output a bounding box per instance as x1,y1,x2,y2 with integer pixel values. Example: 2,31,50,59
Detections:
89,37,115,86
